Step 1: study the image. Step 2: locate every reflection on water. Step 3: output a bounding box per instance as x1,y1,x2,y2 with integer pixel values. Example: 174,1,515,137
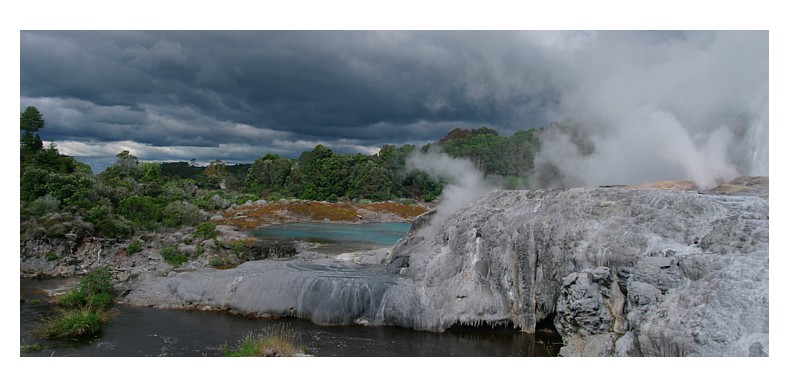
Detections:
21,278,562,357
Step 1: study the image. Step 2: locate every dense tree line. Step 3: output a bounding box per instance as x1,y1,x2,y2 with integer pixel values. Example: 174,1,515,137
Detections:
242,144,443,202
20,106,544,241
433,126,543,187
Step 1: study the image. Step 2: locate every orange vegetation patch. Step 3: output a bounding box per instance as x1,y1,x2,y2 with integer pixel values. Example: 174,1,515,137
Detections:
215,200,429,230
359,202,428,218
286,201,359,222
214,202,291,229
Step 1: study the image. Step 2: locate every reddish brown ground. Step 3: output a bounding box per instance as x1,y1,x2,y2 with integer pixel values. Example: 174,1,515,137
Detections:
214,200,429,230
358,202,430,219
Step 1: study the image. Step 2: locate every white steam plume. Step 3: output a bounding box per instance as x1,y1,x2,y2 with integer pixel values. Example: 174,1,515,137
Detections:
534,31,768,189
406,149,491,236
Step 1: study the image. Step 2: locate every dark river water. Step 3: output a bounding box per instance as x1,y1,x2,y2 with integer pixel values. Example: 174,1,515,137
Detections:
20,278,561,357
20,222,563,357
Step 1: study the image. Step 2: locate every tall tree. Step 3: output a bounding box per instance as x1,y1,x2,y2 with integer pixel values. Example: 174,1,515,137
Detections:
245,154,292,196
20,106,45,151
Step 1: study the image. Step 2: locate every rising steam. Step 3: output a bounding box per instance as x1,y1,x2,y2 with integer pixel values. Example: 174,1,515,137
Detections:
534,31,768,189
406,149,491,236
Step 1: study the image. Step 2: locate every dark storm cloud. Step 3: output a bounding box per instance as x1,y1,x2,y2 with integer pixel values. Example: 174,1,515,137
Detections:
21,31,561,162
20,30,768,185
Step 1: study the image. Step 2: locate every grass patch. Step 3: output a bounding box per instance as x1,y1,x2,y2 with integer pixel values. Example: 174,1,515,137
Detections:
34,266,117,340
126,241,142,254
57,266,114,309
58,289,87,309
46,251,59,261
161,245,188,266
223,326,305,357
194,221,219,239
35,307,112,339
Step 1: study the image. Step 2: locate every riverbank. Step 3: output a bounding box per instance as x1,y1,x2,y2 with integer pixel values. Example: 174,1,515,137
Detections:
19,199,429,281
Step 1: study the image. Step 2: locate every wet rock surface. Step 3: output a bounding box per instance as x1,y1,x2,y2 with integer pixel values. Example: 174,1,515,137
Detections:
121,257,442,330
119,177,768,356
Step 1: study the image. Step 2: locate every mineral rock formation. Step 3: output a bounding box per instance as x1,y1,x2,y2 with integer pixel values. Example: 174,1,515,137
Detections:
121,177,768,356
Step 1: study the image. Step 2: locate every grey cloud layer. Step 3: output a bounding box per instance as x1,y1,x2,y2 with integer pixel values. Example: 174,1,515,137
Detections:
20,31,768,185
21,31,558,152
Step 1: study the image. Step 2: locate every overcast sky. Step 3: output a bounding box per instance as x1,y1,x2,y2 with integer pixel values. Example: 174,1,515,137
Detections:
20,30,768,177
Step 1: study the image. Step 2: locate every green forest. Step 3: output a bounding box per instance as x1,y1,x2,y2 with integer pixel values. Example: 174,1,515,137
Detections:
20,106,544,241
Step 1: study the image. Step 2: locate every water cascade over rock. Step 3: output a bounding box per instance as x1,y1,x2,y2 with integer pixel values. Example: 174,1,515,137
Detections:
122,177,768,356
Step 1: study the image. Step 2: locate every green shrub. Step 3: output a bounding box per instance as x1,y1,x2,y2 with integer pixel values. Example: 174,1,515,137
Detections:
45,222,69,238
45,251,59,261
28,194,60,217
194,222,218,239
194,193,230,211
126,241,142,254
97,217,133,239
119,195,162,229
162,200,203,228
87,292,113,309
36,307,107,339
57,267,114,309
162,245,188,266
40,267,115,339
80,267,113,297
86,204,133,239
230,240,247,260
58,289,86,309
